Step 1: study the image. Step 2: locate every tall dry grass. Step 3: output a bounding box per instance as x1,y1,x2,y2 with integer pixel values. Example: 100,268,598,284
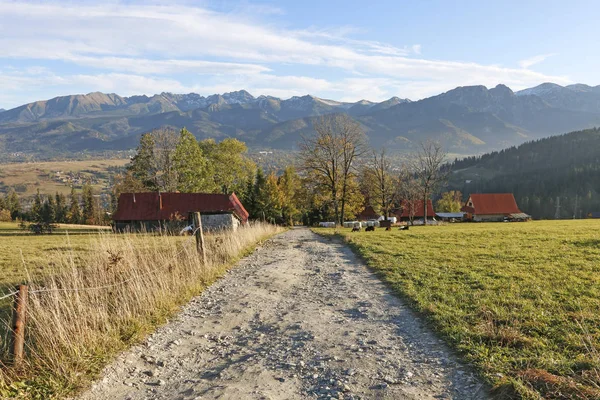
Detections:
0,222,281,398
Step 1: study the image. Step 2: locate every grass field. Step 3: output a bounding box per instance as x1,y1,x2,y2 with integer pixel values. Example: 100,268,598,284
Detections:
315,220,600,399
0,159,128,198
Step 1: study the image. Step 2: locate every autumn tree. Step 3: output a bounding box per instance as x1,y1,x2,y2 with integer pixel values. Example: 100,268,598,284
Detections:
412,141,448,225
363,148,400,220
5,190,20,220
278,166,300,226
299,114,367,225
436,191,463,212
82,184,97,225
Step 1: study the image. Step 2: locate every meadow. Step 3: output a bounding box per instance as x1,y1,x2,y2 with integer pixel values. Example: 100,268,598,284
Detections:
316,220,600,399
0,222,281,398
0,159,128,198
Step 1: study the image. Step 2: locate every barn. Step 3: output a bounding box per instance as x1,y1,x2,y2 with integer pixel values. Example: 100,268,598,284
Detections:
112,192,249,233
461,193,528,222
395,199,435,222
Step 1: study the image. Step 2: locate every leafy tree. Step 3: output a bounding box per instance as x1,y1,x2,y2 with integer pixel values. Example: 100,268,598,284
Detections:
252,168,268,220
263,172,283,223
173,128,210,192
278,166,300,225
6,190,21,220
363,149,400,220
200,138,256,195
436,191,463,212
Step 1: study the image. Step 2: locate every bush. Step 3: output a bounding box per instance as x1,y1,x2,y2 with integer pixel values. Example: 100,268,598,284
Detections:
0,209,11,222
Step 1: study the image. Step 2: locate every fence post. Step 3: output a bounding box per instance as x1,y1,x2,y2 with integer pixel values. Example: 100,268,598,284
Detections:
10,284,28,367
190,212,207,265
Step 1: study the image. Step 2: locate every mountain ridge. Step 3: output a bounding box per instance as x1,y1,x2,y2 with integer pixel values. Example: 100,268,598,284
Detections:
1,83,599,157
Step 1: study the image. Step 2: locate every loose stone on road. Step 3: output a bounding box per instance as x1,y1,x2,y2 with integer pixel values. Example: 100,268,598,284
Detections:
81,228,488,400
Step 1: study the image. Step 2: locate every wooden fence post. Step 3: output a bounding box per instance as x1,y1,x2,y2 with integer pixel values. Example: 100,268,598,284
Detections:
10,284,28,367
190,212,207,265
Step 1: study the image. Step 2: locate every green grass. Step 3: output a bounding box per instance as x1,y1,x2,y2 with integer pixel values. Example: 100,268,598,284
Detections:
315,220,600,399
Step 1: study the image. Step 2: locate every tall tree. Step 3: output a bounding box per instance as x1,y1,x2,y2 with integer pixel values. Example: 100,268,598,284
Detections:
68,187,82,224
128,132,157,190
173,128,210,192
82,184,96,225
299,114,366,225
278,166,300,226
41,195,56,224
413,141,448,225
32,189,43,222
5,190,20,220
200,138,255,195
55,192,68,223
363,148,400,220
151,127,180,192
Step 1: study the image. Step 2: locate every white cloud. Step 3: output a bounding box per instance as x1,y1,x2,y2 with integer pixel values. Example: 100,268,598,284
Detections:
519,53,558,69
0,1,572,108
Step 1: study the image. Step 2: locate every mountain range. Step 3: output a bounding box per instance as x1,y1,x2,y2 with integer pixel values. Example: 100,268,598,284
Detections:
1,83,600,157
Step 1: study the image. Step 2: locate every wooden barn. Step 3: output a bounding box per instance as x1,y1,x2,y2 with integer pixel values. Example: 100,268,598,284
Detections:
461,193,529,222
112,192,249,232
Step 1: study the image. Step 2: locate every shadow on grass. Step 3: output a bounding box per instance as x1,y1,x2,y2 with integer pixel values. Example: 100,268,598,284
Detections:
571,239,600,248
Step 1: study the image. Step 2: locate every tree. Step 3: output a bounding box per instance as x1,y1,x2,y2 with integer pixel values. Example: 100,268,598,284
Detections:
173,128,210,192
32,189,43,222
412,141,448,225
398,166,422,225
363,148,400,220
152,127,180,192
41,195,56,224
278,166,300,226
55,192,68,223
263,172,283,223
82,184,97,225
299,114,367,225
128,132,157,190
252,168,268,220
436,191,463,212
5,190,20,220
200,138,255,195
68,187,82,224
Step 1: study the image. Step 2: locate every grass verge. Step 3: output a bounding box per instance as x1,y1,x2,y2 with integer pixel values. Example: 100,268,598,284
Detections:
314,220,600,399
0,222,282,399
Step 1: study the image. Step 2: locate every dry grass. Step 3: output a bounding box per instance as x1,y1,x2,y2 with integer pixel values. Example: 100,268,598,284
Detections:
0,222,281,399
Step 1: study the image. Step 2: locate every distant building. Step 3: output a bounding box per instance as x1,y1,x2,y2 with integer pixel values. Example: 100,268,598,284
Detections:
461,193,529,222
435,212,465,222
395,199,435,221
356,205,381,221
112,192,249,232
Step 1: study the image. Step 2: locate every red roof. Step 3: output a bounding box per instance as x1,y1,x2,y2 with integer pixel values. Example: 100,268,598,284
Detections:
357,205,380,220
462,193,521,215
112,192,249,223
397,199,435,218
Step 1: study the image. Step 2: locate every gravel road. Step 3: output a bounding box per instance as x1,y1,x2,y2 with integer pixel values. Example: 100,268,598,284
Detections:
80,228,488,400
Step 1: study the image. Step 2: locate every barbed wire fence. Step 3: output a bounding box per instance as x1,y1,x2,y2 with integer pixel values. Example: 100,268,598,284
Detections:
0,214,207,366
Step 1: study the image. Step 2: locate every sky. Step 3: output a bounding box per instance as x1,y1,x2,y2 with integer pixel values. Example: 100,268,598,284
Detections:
0,0,598,109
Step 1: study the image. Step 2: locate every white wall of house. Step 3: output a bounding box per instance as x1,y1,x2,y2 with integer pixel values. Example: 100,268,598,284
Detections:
201,213,240,232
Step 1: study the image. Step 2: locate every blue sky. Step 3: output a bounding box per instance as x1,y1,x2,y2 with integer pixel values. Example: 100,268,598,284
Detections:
0,0,597,109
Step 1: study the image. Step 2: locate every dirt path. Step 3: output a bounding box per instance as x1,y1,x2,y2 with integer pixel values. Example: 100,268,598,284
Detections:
80,228,488,400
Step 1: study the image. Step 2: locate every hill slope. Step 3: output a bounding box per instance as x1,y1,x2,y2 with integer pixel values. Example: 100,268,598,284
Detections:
448,128,600,219
2,83,600,157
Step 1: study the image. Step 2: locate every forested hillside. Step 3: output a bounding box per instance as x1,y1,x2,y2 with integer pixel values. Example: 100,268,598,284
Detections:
449,128,600,219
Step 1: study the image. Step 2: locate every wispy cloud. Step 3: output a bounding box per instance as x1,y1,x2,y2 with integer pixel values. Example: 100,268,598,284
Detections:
519,53,558,69
0,1,571,108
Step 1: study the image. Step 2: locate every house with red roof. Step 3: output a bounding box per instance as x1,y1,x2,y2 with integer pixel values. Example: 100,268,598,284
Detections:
112,192,249,232
461,193,529,222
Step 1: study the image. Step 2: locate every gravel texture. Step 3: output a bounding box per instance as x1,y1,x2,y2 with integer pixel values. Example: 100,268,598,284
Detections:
80,228,489,400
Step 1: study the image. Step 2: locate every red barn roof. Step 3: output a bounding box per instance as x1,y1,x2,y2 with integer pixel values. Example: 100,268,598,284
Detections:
112,192,249,223
357,205,380,220
462,193,521,215
397,199,435,218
